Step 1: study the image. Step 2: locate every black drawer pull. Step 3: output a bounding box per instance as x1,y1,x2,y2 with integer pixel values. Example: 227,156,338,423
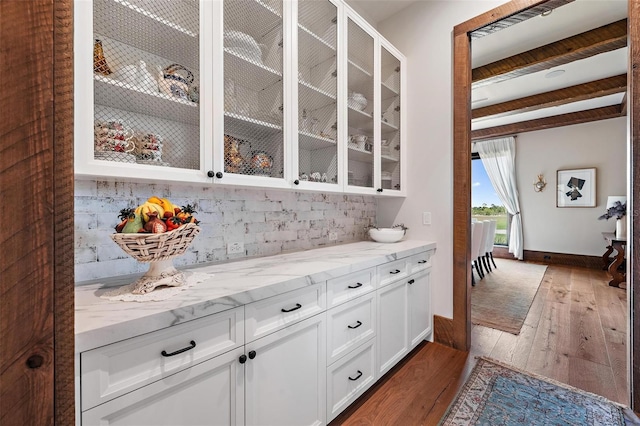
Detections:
348,282,363,289
348,370,363,381
161,340,196,357
408,279,415,285
248,350,257,359
239,354,247,364
348,320,363,329
281,303,302,313
418,260,427,264
389,269,401,274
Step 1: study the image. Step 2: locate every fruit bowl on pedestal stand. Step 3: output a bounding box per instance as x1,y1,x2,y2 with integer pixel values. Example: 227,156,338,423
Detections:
110,222,200,294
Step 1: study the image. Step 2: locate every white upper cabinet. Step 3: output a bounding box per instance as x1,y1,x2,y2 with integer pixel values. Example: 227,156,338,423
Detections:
74,0,405,196
75,0,212,183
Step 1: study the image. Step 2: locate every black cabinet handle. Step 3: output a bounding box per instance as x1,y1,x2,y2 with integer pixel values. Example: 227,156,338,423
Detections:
348,321,362,329
294,179,300,185
389,269,401,274
408,279,415,285
418,260,427,264
216,171,223,179
348,282,363,289
248,350,257,359
161,340,196,357
348,370,363,381
281,303,302,313
207,170,215,178
376,188,383,193
239,354,247,364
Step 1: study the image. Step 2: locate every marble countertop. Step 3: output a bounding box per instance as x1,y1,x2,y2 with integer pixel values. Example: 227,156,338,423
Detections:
75,240,436,352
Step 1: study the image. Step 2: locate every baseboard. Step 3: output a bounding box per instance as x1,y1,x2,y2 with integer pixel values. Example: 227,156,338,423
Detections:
433,315,455,348
492,247,605,270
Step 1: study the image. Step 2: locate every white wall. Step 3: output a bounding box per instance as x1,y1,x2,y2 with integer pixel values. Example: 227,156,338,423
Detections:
513,117,627,256
375,1,507,319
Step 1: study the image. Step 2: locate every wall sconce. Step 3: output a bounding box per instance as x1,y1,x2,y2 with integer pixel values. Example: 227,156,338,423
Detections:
533,174,547,192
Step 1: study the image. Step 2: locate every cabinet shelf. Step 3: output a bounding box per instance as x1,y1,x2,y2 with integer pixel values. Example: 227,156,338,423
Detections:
348,107,373,133
348,146,373,162
298,24,336,68
381,82,399,100
94,74,199,125
225,112,282,141
381,121,399,134
224,49,282,92
94,0,199,71
225,1,282,46
381,154,399,163
299,81,336,111
299,131,336,151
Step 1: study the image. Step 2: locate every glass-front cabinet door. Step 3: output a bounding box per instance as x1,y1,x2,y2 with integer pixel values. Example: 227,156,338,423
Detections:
345,15,376,193
380,42,403,194
294,0,340,190
217,0,289,188
75,0,209,182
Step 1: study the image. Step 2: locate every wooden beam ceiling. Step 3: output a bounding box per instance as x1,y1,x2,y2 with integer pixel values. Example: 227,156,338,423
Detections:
471,104,624,140
472,74,627,119
472,19,628,88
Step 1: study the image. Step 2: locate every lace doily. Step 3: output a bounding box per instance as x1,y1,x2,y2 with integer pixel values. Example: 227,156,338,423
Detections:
100,272,210,302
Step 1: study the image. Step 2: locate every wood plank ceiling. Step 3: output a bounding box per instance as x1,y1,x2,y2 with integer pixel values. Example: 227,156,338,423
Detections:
471,16,628,140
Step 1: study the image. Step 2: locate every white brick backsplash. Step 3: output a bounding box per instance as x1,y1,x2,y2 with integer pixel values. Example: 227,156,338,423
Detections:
74,180,377,282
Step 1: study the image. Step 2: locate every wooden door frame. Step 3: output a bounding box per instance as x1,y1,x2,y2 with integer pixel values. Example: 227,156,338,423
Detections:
0,0,74,424
452,0,640,409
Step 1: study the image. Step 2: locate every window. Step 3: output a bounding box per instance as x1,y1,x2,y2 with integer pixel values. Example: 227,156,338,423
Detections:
472,155,509,246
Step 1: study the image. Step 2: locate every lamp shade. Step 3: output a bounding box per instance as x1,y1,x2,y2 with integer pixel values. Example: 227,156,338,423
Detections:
606,195,626,209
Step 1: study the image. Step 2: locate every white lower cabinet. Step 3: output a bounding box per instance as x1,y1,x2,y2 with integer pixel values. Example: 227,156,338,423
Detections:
82,346,245,425
376,278,409,376
79,252,434,425
326,339,376,422
244,314,326,426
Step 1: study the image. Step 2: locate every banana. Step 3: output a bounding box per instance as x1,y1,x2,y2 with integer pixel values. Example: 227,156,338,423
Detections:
146,196,175,217
135,201,165,222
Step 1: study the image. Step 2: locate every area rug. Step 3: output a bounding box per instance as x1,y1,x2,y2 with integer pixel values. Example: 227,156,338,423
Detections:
472,258,547,335
440,357,637,425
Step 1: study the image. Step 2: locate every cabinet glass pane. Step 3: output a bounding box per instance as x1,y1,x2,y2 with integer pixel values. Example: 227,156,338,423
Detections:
347,19,374,188
297,0,338,185
93,0,200,169
223,0,284,178
381,47,401,191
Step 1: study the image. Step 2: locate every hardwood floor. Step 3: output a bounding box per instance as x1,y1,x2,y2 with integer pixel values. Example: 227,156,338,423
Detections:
330,264,628,425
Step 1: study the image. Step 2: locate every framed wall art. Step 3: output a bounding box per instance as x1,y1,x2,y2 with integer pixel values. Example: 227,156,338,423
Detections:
556,167,596,207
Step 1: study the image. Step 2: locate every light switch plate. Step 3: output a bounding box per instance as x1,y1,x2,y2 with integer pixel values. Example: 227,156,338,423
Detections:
422,212,431,225
227,241,244,254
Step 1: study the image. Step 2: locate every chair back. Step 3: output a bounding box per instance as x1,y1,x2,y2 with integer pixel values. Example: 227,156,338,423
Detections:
479,220,491,256
484,220,497,253
471,221,484,260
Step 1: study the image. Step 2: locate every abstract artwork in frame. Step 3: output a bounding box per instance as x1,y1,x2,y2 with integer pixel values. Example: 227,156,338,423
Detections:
556,168,596,207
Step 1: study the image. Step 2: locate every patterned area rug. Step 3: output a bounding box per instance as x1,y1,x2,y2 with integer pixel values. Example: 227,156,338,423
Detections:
472,258,547,335
440,357,638,425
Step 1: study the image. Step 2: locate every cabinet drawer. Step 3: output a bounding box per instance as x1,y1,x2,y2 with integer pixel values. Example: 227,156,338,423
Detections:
326,339,376,422
377,257,410,287
327,293,376,364
327,268,375,308
81,306,244,411
245,283,326,342
410,250,433,273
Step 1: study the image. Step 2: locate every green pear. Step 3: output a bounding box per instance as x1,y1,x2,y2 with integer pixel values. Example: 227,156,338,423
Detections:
122,213,144,233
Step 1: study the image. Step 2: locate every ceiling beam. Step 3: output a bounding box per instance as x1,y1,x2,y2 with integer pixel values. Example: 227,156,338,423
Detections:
472,74,627,119
472,19,628,87
470,0,575,39
471,104,624,140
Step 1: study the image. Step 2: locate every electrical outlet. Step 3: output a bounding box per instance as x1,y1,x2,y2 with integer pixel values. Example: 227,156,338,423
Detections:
422,212,432,225
227,241,244,255
328,231,338,241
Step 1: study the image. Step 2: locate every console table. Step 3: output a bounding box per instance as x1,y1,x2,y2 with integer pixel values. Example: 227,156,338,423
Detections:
602,232,626,288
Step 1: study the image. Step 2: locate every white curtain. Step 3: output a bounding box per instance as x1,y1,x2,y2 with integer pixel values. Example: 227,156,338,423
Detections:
475,136,523,260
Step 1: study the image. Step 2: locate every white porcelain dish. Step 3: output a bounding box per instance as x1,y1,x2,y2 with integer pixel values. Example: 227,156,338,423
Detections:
224,31,262,63
369,228,405,243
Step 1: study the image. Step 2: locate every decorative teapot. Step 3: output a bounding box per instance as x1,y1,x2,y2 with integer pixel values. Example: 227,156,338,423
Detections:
157,64,194,101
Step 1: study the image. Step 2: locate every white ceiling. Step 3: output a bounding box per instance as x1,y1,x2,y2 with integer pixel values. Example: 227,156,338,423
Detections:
345,0,629,132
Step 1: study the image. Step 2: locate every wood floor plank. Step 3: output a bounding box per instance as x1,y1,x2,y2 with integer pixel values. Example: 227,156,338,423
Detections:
568,356,620,403
602,328,629,405
489,322,537,370
526,300,571,382
568,290,610,366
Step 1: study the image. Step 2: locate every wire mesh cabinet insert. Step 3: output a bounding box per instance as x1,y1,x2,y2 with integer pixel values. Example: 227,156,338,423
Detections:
380,42,404,194
75,0,211,183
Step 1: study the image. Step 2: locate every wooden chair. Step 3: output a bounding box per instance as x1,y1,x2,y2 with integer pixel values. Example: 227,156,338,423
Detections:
471,221,485,285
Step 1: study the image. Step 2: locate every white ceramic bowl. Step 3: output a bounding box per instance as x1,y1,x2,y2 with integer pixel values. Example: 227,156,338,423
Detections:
369,228,405,243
